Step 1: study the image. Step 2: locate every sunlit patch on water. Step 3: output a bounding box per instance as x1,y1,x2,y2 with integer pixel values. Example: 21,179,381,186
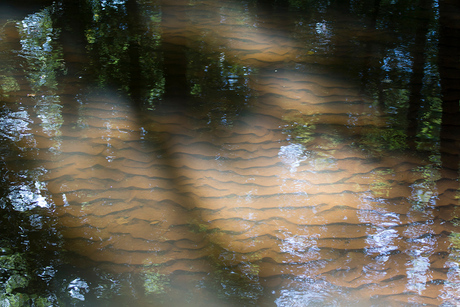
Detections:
7,180,49,211
278,144,308,173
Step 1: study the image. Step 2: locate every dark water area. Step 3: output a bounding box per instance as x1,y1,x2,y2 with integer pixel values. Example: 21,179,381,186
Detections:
1,0,460,306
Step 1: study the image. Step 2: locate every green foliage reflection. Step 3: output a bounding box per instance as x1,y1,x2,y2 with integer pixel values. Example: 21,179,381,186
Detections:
282,116,316,145
359,126,409,154
0,76,20,94
143,270,170,295
84,0,164,105
187,47,255,127
17,6,65,92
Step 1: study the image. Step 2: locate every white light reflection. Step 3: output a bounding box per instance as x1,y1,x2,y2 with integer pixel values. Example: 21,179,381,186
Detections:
279,230,320,259
365,228,399,261
7,181,50,211
0,109,31,143
315,21,331,37
103,120,115,162
94,275,122,299
18,7,64,153
381,47,412,74
275,279,341,307
278,144,308,173
441,257,460,305
409,181,438,210
404,222,436,295
406,254,431,294
99,0,126,10
359,193,401,282
68,278,89,301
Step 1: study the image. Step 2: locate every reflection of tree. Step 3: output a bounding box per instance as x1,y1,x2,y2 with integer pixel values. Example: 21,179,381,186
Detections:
161,0,189,104
443,233,460,303
439,0,460,170
0,6,65,305
290,0,446,156
17,5,65,152
83,0,164,107
406,0,429,136
158,3,261,302
187,49,254,127
0,21,20,97
439,2,460,302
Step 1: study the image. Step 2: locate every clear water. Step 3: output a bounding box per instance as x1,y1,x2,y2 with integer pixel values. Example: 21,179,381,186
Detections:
1,0,460,306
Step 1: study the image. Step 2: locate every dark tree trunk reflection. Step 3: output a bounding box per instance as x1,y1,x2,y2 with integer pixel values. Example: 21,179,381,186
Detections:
407,0,431,141
161,0,190,106
439,0,460,170
126,0,143,103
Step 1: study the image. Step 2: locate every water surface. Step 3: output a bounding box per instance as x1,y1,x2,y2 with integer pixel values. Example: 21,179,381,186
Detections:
1,0,460,306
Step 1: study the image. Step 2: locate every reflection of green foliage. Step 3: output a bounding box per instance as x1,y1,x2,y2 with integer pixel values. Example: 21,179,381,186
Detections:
454,193,460,227
413,163,440,182
359,126,408,155
448,233,460,274
190,83,202,96
288,0,315,10
409,163,440,211
212,261,263,303
150,12,161,24
0,293,29,307
143,270,170,295
382,88,410,115
0,251,53,306
17,6,65,92
370,168,394,197
375,168,394,176
282,116,316,145
0,76,20,93
243,262,260,277
449,233,460,250
188,219,218,234
409,185,434,211
417,97,442,150
0,156,61,306
5,274,30,293
35,95,63,138
0,252,27,272
207,249,263,304
85,28,96,44
322,131,343,148
84,0,164,104
370,181,392,197
187,48,254,127
92,271,122,300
